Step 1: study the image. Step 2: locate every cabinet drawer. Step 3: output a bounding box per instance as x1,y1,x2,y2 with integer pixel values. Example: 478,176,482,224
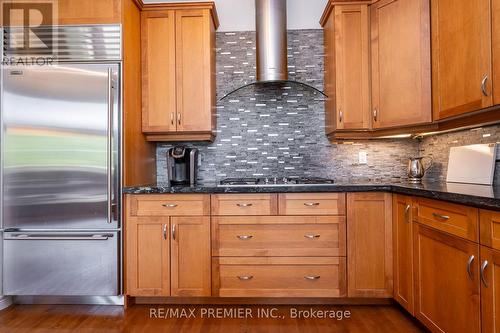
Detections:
128,194,210,216
480,210,500,250
212,216,346,257
211,194,278,216
278,193,346,215
415,198,479,241
213,257,346,297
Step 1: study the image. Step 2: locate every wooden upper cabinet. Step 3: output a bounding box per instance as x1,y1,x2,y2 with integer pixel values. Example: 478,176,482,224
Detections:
371,0,431,129
480,246,500,333
141,4,218,142
323,10,337,135
171,217,211,297
347,193,393,298
493,0,500,105
393,195,414,315
334,5,371,130
413,223,481,333
175,9,214,133
141,11,177,133
57,0,121,25
431,0,493,120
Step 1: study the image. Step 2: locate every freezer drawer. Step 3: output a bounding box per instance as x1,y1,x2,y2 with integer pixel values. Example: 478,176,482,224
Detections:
3,232,119,296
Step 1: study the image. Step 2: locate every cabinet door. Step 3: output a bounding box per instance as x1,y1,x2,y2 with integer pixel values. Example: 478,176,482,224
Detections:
334,5,371,130
175,9,214,132
347,193,393,297
481,246,500,333
431,0,492,119
141,11,177,133
127,217,170,296
414,224,480,333
56,0,121,24
493,0,500,105
371,0,431,128
171,217,211,296
393,195,414,314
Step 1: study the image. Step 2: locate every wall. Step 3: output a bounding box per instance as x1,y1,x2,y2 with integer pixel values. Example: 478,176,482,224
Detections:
156,30,419,184
142,0,326,31
419,124,500,184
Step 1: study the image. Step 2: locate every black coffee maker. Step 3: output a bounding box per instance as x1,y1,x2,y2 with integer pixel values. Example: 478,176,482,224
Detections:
166,146,199,186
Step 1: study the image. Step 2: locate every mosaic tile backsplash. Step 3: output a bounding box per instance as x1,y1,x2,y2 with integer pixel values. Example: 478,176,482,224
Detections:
156,30,500,185
157,30,419,184
419,124,500,184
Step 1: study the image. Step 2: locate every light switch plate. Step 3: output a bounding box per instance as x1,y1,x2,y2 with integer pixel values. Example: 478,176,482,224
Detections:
359,152,368,164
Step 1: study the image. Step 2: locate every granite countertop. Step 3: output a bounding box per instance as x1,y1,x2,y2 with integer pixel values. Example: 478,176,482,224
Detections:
123,181,500,211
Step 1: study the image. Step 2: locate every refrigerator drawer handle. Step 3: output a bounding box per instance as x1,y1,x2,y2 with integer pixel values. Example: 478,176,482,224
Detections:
7,234,113,241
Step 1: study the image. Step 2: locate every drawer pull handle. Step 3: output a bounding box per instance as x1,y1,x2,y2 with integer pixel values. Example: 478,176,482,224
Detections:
237,235,253,240
304,276,321,280
237,275,253,281
162,204,178,208
237,203,253,207
304,202,320,207
481,260,489,288
467,255,475,281
432,213,450,220
304,234,321,239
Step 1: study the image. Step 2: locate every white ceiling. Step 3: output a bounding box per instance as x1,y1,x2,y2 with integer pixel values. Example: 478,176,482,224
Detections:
142,0,327,31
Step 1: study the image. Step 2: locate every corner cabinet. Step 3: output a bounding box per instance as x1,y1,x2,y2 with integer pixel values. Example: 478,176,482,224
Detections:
141,5,218,142
125,195,211,297
431,0,493,120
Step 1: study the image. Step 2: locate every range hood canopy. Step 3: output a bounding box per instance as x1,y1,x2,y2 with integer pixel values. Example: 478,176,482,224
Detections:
220,0,326,100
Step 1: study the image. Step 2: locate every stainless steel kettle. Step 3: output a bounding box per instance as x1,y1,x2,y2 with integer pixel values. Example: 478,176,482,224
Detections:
407,156,433,183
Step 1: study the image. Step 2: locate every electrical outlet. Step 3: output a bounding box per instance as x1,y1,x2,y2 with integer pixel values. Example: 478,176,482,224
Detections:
359,152,368,164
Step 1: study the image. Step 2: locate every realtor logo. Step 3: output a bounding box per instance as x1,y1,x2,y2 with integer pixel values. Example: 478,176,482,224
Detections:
2,0,57,65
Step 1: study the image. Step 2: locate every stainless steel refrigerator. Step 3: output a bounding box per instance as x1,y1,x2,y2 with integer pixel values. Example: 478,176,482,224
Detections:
1,26,122,298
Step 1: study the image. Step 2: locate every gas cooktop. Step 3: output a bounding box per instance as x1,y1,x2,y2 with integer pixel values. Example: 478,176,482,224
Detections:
218,177,335,187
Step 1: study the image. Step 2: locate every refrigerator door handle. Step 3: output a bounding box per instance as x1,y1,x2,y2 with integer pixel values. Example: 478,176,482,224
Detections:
107,67,114,224
5,234,114,241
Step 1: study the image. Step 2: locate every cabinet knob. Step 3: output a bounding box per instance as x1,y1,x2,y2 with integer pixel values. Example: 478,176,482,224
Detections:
404,204,411,223
480,260,489,287
373,108,378,121
237,275,253,281
432,212,450,220
304,275,321,280
237,235,253,240
304,234,321,239
237,203,253,208
304,202,320,207
339,109,343,123
467,255,475,281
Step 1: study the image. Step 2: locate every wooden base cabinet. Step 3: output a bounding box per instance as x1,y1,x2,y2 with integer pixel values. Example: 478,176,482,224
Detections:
347,193,393,298
481,246,500,333
125,195,211,297
413,223,481,333
393,195,414,314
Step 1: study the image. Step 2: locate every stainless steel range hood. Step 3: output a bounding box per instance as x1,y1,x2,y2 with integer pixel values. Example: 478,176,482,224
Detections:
220,0,326,100
256,0,288,82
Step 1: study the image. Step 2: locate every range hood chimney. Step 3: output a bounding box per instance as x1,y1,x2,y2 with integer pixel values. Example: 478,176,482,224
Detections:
255,0,288,82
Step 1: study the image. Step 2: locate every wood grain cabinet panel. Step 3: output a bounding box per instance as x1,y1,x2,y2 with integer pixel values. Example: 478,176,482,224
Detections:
57,0,121,24
323,9,337,135
126,217,170,297
211,194,278,216
347,193,393,298
413,223,481,333
494,0,500,105
171,217,211,296
370,0,431,129
431,0,493,119
213,257,347,298
141,11,177,133
333,4,371,130
480,246,500,333
128,194,210,217
278,193,346,216
212,216,346,257
414,197,479,242
392,195,414,315
481,210,500,251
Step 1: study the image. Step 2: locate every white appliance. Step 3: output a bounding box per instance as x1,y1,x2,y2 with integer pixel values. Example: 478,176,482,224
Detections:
446,143,497,185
